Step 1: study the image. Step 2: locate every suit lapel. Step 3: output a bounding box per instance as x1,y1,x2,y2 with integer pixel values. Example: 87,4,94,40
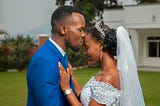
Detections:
44,39,68,69
45,39,76,97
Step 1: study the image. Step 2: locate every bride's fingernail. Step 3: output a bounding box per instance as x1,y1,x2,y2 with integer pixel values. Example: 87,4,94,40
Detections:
66,68,69,72
58,61,61,67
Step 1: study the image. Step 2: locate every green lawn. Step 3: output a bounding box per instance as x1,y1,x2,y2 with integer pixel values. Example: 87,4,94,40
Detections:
0,72,27,106
0,67,160,106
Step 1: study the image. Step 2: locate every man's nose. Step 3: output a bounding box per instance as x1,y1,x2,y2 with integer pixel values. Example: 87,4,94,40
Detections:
81,31,85,37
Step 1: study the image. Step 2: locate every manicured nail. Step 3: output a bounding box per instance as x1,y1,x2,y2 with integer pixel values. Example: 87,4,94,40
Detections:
58,61,61,67
66,68,69,72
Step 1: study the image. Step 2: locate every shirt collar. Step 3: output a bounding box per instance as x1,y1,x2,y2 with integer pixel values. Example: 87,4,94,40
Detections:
49,37,65,56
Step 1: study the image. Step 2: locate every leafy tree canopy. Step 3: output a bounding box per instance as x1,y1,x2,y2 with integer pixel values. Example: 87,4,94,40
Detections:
56,0,107,27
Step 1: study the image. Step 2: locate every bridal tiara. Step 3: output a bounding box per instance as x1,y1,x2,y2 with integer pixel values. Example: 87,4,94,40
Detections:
95,21,105,39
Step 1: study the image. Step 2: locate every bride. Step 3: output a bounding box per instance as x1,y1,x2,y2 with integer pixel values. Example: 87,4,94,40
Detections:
58,21,145,106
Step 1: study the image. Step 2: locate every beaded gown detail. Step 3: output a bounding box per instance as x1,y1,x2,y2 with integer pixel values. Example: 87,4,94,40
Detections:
80,77,121,106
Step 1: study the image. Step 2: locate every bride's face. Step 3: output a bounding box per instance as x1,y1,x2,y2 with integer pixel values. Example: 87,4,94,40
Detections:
84,33,101,65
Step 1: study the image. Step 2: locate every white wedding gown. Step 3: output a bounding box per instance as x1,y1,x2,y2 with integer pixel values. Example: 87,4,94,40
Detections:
80,77,121,106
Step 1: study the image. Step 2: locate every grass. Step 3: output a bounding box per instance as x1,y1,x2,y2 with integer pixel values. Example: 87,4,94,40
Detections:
0,72,27,106
138,71,160,106
0,67,160,106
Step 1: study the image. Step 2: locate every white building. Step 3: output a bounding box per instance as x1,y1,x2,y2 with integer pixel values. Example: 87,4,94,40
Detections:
117,0,138,5
103,3,160,71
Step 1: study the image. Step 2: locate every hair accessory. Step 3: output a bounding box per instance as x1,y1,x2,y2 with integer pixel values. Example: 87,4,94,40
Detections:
95,21,105,39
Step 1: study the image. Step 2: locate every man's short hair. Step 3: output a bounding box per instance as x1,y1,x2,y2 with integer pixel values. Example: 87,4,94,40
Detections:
51,6,84,34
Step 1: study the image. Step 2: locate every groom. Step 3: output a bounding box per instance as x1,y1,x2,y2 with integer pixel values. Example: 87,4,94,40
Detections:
26,6,85,106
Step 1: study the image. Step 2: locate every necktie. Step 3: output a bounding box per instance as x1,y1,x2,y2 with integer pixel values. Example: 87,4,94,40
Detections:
64,54,68,67
64,54,75,95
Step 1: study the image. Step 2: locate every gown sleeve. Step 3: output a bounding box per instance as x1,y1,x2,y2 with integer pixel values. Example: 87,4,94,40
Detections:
90,81,121,106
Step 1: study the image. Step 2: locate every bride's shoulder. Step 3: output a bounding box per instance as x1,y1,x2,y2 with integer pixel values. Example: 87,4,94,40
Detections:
100,72,120,90
100,72,114,84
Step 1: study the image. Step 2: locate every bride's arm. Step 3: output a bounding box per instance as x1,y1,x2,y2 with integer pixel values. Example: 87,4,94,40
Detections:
64,90,82,106
68,62,81,98
89,100,105,106
58,62,82,106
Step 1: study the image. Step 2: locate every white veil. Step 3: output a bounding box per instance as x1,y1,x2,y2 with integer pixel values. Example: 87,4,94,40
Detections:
116,26,145,106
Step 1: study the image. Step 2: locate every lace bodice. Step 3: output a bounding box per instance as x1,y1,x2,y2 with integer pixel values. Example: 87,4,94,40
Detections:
80,77,121,106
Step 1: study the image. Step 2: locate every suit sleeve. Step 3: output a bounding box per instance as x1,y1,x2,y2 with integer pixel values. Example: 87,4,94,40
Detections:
30,56,62,106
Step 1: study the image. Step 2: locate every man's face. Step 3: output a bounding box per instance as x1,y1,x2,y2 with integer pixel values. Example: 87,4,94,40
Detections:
65,13,85,52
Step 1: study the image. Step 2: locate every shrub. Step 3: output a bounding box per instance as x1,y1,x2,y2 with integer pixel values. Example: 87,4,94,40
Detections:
66,46,88,67
0,35,34,71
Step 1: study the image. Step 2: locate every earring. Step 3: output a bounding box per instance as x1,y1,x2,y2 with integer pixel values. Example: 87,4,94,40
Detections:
99,50,102,62
99,47,103,62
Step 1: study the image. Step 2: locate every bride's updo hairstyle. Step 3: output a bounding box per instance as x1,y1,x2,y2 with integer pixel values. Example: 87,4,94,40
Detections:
86,21,117,58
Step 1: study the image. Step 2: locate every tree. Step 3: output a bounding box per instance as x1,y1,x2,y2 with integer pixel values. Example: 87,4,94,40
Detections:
0,35,34,71
0,29,10,40
56,0,106,27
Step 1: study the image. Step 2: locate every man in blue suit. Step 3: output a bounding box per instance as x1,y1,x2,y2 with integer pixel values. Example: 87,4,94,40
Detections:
26,6,85,106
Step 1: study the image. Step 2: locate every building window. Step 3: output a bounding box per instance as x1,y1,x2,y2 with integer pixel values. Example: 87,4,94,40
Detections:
148,37,160,57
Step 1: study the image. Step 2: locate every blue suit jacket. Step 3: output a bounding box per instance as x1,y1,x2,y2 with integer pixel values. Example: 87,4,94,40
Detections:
26,39,75,106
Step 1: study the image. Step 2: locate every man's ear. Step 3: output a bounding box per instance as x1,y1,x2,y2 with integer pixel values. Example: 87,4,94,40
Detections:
60,25,68,35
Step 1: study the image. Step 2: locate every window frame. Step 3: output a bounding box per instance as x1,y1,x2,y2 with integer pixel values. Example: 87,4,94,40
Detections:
147,36,160,58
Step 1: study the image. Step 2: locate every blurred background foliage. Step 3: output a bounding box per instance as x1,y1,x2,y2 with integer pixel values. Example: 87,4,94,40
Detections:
0,34,35,71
